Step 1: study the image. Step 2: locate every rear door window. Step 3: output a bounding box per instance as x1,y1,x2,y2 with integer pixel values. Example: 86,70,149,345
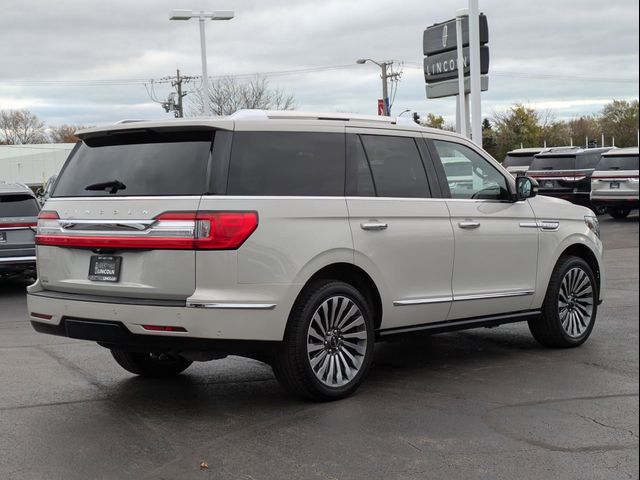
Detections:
0,194,40,217
227,132,345,196
52,130,214,197
359,135,430,198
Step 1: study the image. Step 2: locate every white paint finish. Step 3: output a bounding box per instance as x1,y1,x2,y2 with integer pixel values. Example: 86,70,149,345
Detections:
446,199,539,319
347,197,454,329
37,197,201,299
526,195,605,306
196,197,354,286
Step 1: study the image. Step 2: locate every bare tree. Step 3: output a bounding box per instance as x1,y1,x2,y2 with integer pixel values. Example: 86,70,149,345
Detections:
48,124,91,143
189,76,295,116
0,109,47,144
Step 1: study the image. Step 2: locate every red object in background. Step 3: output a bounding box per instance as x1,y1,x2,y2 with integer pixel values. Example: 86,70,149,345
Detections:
377,99,384,116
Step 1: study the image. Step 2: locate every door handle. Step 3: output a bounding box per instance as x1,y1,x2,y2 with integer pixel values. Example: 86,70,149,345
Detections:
360,222,388,231
458,221,480,229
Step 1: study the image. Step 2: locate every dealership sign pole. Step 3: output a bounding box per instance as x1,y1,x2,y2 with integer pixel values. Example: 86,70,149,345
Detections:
468,0,482,147
455,9,467,138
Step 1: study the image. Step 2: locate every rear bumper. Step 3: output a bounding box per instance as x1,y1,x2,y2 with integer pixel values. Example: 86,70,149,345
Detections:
27,286,294,343
590,196,639,208
30,318,278,358
0,255,36,272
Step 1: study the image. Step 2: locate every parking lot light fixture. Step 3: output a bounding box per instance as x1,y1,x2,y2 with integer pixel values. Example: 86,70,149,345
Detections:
169,8,235,117
355,58,392,115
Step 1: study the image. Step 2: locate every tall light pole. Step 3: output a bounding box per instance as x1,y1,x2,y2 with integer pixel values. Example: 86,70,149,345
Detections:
169,9,234,117
356,58,393,116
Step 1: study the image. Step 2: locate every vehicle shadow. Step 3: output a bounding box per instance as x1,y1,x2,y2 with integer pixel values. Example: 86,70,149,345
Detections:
0,275,34,296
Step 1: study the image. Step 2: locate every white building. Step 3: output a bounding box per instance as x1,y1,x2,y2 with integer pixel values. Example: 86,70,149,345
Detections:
0,143,75,187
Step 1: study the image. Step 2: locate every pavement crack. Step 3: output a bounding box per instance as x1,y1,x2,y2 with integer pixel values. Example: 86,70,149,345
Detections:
574,412,639,439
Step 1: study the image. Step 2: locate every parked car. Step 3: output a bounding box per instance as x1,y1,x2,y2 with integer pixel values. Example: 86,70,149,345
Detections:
503,147,573,177
527,147,612,211
27,111,604,400
590,147,639,218
503,147,546,176
0,182,39,276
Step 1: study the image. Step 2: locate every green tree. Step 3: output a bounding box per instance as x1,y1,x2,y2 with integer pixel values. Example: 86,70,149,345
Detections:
482,118,498,159
491,104,543,161
421,113,445,129
599,99,639,147
567,115,600,147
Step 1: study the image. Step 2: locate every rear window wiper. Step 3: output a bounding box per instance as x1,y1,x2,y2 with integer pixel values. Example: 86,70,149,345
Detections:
84,180,127,194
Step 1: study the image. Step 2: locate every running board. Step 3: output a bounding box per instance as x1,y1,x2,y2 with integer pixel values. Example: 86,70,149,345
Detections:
377,310,541,338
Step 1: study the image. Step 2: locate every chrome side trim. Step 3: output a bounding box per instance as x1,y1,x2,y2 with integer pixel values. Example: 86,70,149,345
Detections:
393,296,453,306
453,290,535,301
519,220,560,231
186,302,277,310
538,220,560,231
394,290,534,306
519,222,539,228
0,256,36,264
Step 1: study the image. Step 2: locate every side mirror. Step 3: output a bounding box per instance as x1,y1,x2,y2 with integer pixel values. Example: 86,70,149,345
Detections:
515,176,538,201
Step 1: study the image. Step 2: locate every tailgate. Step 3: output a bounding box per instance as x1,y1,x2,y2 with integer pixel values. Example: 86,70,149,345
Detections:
36,198,201,300
34,128,218,300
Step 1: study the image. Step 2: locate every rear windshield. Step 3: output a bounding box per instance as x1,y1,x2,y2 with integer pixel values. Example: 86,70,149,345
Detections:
52,130,214,197
0,194,39,217
596,155,639,171
503,154,535,167
529,156,575,171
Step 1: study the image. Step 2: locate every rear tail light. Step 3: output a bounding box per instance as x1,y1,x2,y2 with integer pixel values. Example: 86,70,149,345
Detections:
0,221,37,228
35,211,258,250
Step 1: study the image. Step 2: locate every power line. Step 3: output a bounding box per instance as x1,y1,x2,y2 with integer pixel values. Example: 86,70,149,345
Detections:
1,63,636,89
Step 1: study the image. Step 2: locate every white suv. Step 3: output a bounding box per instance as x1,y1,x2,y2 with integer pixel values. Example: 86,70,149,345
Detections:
27,111,604,400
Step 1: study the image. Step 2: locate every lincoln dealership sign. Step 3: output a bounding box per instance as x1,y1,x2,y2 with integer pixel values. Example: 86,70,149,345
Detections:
423,45,489,83
423,13,489,98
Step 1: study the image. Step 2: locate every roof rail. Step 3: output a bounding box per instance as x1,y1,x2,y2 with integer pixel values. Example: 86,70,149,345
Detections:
230,109,421,126
113,119,148,125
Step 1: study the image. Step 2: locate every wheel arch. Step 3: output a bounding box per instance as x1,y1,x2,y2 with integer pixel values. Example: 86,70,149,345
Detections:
290,262,383,331
546,243,602,303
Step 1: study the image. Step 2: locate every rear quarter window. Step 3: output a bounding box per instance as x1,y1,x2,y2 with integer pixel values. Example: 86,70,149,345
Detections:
227,132,345,196
52,130,214,197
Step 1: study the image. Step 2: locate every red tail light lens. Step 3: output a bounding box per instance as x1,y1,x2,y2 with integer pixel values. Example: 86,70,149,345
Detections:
35,211,258,250
195,212,258,250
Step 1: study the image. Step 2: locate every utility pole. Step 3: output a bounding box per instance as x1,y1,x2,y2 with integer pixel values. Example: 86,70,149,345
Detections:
172,69,186,118
381,63,389,116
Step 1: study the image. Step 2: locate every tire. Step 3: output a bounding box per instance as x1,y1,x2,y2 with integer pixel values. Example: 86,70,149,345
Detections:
609,207,631,219
528,255,598,348
111,350,193,377
272,280,375,401
593,205,609,216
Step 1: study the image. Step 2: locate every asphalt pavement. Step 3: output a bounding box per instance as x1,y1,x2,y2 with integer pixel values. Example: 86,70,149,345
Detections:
0,215,638,480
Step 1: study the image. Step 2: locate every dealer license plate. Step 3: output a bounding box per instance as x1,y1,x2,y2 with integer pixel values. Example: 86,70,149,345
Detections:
88,255,122,282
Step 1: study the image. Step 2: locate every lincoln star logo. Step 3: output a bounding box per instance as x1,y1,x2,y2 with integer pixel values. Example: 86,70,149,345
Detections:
442,25,448,48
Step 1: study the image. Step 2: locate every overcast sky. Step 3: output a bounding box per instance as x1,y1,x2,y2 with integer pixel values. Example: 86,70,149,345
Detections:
1,0,638,127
